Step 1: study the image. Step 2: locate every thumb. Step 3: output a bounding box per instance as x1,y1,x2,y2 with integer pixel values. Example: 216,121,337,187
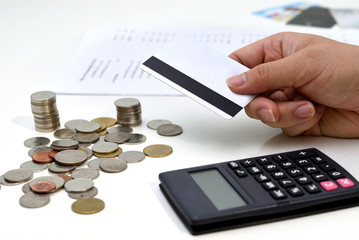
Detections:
227,55,305,94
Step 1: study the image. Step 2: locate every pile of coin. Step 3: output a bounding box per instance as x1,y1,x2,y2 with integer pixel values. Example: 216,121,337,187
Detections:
114,98,142,126
30,91,60,132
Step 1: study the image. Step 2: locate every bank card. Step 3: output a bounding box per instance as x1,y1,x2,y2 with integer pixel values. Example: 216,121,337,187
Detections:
140,38,254,119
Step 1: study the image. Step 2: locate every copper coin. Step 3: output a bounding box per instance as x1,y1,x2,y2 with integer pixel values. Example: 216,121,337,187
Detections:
57,174,73,183
49,150,58,159
30,181,56,193
32,151,53,163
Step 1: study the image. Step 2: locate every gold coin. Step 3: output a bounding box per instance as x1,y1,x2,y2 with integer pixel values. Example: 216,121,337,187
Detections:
71,197,105,214
143,144,173,158
93,147,123,158
91,117,117,128
97,128,108,136
95,122,107,132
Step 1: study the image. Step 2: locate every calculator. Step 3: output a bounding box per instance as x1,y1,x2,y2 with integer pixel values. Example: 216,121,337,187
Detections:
159,148,359,235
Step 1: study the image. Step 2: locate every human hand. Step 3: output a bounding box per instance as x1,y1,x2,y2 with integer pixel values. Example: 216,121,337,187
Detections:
226,32,359,138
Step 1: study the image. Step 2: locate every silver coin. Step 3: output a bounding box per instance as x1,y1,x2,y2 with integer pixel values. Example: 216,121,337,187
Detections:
24,137,50,148
75,121,101,133
0,175,19,186
104,132,131,144
68,186,98,199
20,160,48,172
64,119,89,130
107,125,133,134
29,175,65,191
53,128,76,139
30,91,56,103
4,169,33,183
54,150,88,166
118,151,146,163
87,158,105,170
99,158,127,173
22,182,31,193
157,123,183,136
78,147,93,159
48,162,77,174
51,139,79,148
19,192,50,208
28,146,52,157
114,98,140,108
125,133,146,144
71,168,99,180
92,142,118,154
73,132,100,143
64,178,94,193
147,119,172,130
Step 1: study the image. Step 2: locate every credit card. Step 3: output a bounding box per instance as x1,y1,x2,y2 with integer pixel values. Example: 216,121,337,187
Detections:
140,37,255,119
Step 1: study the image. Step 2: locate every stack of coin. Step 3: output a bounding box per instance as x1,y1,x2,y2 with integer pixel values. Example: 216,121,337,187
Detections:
114,98,142,126
30,91,60,132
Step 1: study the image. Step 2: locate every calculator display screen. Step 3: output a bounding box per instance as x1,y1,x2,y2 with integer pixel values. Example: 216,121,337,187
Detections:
190,169,247,210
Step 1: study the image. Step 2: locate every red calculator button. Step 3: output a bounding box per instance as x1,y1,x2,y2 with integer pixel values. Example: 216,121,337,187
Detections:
320,181,338,191
336,178,355,188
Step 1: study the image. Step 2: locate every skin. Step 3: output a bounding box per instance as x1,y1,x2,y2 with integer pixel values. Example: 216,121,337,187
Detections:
226,32,359,138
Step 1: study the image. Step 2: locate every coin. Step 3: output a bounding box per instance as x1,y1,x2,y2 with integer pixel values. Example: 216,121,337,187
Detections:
125,133,146,144
147,119,172,130
71,197,105,214
65,178,94,193
71,168,99,180
73,132,100,143
28,146,52,157
99,158,127,173
56,174,73,183
92,142,119,154
143,144,173,158
91,117,117,128
29,176,65,192
51,139,79,149
48,162,77,174
107,125,133,134
118,151,146,163
32,151,53,164
4,168,33,183
30,181,56,193
104,132,131,144
75,121,101,133
64,119,89,130
24,137,50,148
53,128,76,139
87,158,104,169
20,160,48,172
54,150,88,166
78,147,93,159
22,182,31,193
20,192,50,208
49,150,58,159
68,187,98,199
157,124,183,136
93,147,122,158
0,175,19,186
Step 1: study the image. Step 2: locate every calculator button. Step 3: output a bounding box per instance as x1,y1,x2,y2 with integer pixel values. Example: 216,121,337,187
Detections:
263,181,278,190
228,161,240,169
303,166,320,174
329,171,344,179
337,178,355,188
287,149,317,159
288,169,304,177
270,189,287,199
257,157,271,165
279,179,295,188
295,176,312,185
319,163,335,172
272,154,286,162
271,171,287,180
234,169,247,178
248,166,262,175
311,156,327,164
320,181,338,191
287,186,304,197
263,164,278,172
254,174,270,183
295,159,311,167
240,159,256,168
280,161,295,169
304,183,321,194
312,173,328,182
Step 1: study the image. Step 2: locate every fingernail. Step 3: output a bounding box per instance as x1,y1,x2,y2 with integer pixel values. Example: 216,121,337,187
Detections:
226,74,246,88
295,104,315,118
257,108,276,123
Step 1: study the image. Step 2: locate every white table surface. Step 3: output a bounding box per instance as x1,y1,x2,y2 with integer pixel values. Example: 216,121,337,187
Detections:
1,1,359,239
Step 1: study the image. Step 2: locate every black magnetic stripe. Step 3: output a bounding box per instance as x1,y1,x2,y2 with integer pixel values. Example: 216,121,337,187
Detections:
143,56,242,117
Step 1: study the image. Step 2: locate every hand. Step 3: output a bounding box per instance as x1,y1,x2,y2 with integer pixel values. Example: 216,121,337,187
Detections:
226,32,359,138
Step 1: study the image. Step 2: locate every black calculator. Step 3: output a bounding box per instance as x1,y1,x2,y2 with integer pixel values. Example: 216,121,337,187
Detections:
159,148,359,235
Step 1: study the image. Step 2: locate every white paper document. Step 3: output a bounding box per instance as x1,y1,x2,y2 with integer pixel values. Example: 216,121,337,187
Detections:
53,26,359,96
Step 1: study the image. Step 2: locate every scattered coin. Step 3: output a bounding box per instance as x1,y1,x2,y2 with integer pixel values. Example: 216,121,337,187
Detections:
30,181,56,194
71,197,105,214
22,182,31,193
78,147,93,159
3,168,33,183
92,142,119,154
49,150,58,159
75,121,101,133
65,178,94,193
20,160,48,172
68,187,98,199
48,162,77,174
71,168,100,180
99,158,127,173
56,174,73,183
118,151,146,163
107,125,133,134
93,147,123,158
143,144,173,158
126,133,146,144
0,175,19,186
29,176,65,192
157,124,183,136
73,132,100,143
28,146,52,157
32,151,53,164
147,119,172,130
20,192,50,208
54,128,76,139
91,117,117,128
51,139,79,150
87,158,104,169
54,150,88,166
104,132,131,144
64,119,89,130
24,137,50,148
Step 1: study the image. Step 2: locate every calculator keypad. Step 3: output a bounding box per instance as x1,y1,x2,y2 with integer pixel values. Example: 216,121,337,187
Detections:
228,149,356,200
